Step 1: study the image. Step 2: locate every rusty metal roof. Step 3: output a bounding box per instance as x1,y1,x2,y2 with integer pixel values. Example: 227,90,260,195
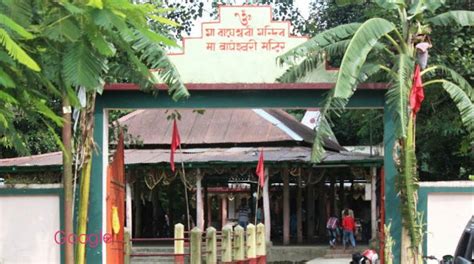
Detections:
117,109,343,151
0,147,381,169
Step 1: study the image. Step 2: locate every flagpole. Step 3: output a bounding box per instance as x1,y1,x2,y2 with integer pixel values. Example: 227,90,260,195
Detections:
255,184,260,225
178,144,191,231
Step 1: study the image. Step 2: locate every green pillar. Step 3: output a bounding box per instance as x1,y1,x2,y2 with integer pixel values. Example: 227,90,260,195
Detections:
384,104,401,263
87,107,107,263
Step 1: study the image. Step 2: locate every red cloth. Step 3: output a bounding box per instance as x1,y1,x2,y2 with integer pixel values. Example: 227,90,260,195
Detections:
342,215,356,232
256,149,265,187
409,64,425,114
170,120,181,172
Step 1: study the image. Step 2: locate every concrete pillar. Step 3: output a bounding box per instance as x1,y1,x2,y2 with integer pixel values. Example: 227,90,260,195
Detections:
190,227,202,264
263,167,271,242
196,171,204,230
283,168,290,245
222,225,232,263
371,166,377,240
246,224,256,263
125,182,132,236
221,196,227,228
296,175,303,244
174,223,185,264
233,225,245,261
207,196,212,228
206,227,217,264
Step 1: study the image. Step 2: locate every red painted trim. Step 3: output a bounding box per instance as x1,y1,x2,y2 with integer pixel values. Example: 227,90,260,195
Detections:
104,82,389,91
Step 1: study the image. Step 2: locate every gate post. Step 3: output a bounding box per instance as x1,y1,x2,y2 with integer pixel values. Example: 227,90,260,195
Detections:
206,227,217,264
246,224,256,264
175,223,185,264
222,225,233,263
191,227,202,264
124,231,131,264
233,225,245,263
256,223,266,263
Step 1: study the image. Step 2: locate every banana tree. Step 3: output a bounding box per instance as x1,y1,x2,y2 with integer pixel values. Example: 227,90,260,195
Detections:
277,1,473,263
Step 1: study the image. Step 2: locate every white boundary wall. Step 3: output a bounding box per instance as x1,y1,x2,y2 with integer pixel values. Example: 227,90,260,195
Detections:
0,184,61,264
420,181,474,258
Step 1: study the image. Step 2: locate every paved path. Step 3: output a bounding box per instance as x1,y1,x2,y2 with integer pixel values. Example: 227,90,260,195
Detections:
306,258,351,264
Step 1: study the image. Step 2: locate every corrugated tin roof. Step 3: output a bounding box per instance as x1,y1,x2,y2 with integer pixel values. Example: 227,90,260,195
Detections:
0,148,381,168
117,109,343,151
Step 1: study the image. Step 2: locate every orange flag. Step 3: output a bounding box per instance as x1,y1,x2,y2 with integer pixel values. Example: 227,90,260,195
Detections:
409,64,425,115
170,120,181,172
256,149,265,187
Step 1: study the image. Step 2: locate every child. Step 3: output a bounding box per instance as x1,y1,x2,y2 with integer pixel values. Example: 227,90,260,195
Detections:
326,215,339,248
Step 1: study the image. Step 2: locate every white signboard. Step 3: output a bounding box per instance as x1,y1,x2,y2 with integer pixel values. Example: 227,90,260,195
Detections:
168,5,336,84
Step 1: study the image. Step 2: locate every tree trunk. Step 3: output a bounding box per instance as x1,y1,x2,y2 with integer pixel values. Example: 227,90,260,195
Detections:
62,95,74,264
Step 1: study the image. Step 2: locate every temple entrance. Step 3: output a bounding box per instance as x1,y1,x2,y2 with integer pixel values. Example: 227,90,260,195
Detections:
86,5,398,263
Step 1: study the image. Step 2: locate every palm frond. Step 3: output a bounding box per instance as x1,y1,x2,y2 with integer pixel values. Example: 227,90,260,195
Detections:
429,11,474,27
132,30,189,101
358,63,383,83
43,15,81,42
408,0,444,17
423,65,474,101
311,91,348,162
0,28,40,71
333,18,395,99
62,41,107,89
0,14,34,39
386,54,414,139
436,80,474,137
277,23,361,65
277,55,322,83
0,68,15,88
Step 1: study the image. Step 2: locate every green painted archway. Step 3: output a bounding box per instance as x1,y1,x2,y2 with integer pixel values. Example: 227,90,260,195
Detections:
88,86,401,263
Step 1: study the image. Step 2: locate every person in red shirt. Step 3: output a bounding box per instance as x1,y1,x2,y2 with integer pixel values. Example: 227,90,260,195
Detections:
342,209,356,249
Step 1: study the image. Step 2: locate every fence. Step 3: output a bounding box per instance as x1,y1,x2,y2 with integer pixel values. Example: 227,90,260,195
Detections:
125,223,267,263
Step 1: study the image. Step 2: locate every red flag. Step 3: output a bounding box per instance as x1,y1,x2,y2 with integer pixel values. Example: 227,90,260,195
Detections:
409,64,424,115
170,120,181,172
256,149,265,187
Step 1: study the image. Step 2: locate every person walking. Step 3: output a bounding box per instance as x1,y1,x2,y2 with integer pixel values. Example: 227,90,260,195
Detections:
326,215,339,248
342,209,356,250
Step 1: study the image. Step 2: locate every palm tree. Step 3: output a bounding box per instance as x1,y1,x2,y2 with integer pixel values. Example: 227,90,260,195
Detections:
277,1,473,263
2,1,189,263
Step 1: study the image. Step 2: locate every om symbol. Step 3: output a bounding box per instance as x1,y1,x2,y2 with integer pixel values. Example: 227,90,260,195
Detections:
235,10,252,26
